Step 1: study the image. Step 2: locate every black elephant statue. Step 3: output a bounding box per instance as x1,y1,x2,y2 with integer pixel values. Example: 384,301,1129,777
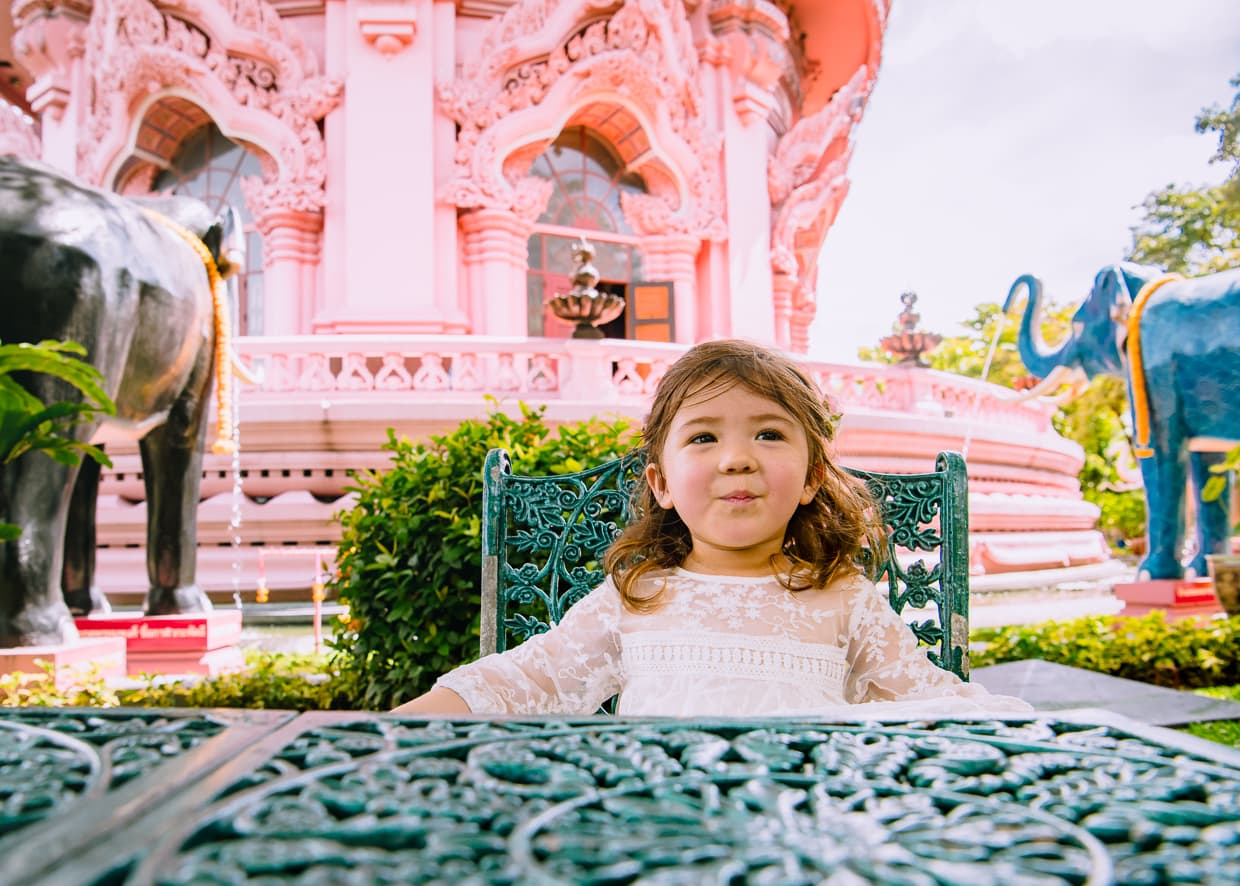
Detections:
0,156,243,646
1004,262,1240,580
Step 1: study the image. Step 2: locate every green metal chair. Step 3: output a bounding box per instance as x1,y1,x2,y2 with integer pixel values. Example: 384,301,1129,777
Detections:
480,448,970,679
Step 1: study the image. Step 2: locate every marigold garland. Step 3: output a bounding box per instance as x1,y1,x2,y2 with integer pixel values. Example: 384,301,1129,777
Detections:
142,208,237,455
1128,272,1182,459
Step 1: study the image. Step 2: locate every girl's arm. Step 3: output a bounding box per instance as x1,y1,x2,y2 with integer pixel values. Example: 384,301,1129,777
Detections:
390,580,624,716
841,578,1032,711
391,686,471,715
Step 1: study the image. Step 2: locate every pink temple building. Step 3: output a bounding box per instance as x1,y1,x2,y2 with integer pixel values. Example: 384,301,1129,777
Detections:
0,0,1116,601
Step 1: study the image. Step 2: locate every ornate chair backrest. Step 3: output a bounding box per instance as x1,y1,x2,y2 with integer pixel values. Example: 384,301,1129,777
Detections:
480,449,970,679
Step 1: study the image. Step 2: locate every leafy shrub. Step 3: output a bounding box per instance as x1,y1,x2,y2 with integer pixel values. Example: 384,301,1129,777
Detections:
118,651,356,710
329,403,637,710
0,339,115,539
1086,488,1147,549
971,612,1240,689
0,651,352,711
0,661,124,707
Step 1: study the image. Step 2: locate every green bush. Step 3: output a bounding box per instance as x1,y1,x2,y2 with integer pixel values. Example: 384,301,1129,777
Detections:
0,339,116,539
118,652,357,710
0,651,352,711
1086,488,1147,549
971,612,1240,689
329,403,637,710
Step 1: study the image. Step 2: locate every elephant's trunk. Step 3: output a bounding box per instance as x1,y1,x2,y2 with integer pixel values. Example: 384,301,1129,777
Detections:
1002,274,1077,380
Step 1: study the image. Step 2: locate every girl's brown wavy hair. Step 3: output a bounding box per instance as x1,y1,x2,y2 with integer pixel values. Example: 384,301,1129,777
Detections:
603,339,888,612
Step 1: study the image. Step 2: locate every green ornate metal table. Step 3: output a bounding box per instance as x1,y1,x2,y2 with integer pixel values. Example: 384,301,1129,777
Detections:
2,709,1239,884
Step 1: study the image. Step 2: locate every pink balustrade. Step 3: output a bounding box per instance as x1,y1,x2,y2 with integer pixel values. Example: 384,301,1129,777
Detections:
92,337,1109,605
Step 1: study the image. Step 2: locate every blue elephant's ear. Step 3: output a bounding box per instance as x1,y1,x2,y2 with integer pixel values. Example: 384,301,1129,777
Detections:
1077,265,1130,376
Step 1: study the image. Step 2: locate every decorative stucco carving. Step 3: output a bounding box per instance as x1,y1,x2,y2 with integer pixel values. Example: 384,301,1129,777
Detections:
768,65,872,297
0,102,43,160
768,65,866,205
707,0,793,125
765,66,874,352
11,0,93,122
439,0,724,240
75,0,341,212
358,5,418,57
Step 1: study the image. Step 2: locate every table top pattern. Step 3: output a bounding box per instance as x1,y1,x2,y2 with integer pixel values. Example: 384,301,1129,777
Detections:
2,709,1238,885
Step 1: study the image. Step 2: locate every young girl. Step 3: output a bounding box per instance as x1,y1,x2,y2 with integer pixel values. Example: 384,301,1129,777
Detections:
394,340,1031,718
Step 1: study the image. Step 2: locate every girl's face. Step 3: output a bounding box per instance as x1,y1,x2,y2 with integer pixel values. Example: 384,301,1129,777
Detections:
645,382,820,576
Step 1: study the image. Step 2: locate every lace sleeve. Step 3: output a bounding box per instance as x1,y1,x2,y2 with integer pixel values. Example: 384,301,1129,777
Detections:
842,579,1032,713
434,579,624,715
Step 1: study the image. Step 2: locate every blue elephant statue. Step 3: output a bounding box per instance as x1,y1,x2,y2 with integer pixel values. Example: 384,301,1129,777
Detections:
0,157,243,646
1004,262,1240,580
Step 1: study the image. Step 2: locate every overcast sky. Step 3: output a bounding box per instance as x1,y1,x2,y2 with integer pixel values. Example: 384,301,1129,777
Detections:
809,0,1240,364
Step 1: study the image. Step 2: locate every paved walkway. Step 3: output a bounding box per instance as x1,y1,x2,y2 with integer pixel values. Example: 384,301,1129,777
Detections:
973,659,1240,726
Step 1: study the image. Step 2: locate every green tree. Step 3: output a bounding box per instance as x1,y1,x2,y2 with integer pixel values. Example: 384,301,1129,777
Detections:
1129,72,1240,274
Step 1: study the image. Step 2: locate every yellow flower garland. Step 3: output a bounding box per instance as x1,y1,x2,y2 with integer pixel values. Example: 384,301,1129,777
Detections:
1128,272,1182,459
142,208,237,455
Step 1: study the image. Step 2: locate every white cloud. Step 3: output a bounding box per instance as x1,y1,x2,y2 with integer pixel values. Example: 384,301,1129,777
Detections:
810,1,1240,364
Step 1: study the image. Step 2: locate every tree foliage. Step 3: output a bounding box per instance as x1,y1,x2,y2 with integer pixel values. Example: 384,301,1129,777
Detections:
1129,72,1240,275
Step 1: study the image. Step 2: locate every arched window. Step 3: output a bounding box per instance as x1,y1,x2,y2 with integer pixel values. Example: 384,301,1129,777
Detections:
153,124,265,335
526,127,648,339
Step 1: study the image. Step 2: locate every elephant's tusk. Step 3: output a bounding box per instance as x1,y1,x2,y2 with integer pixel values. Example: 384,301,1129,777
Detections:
1043,373,1090,406
230,352,264,387
997,365,1087,402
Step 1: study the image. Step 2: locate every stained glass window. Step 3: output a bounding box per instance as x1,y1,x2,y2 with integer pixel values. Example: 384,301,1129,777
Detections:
526,127,647,338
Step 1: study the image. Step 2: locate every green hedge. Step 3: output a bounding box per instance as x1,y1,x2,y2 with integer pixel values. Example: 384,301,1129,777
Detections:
328,403,637,710
971,612,1240,690
0,651,355,711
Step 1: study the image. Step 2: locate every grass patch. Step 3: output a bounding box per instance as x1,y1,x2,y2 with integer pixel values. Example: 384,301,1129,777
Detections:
1185,685,1240,747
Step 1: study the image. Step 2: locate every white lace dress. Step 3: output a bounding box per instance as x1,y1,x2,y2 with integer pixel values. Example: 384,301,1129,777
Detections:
436,568,1032,718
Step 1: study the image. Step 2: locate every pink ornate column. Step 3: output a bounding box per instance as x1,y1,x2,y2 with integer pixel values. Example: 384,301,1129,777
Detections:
706,1,795,347
243,193,325,336
458,207,534,337
639,235,700,344
771,272,796,351
11,0,89,172
789,284,815,353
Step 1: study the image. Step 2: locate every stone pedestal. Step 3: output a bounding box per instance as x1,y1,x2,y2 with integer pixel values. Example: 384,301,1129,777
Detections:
0,637,127,688
74,610,245,676
1113,579,1222,621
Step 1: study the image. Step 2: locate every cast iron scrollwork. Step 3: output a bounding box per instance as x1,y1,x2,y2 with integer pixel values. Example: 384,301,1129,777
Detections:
0,710,227,842
501,451,645,648
132,718,1240,884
